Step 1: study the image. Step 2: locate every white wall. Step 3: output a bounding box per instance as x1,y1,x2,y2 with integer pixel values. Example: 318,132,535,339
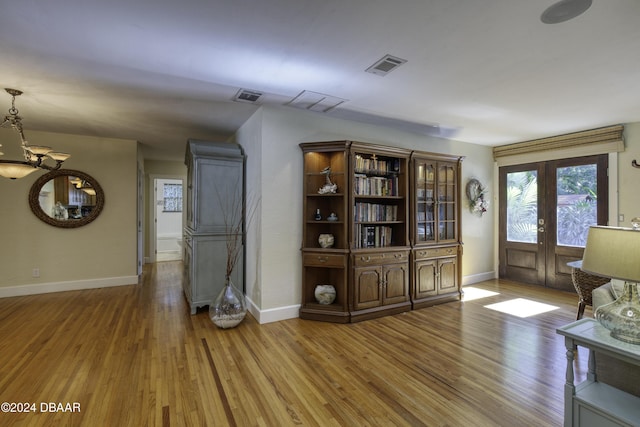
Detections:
236,105,496,322
619,123,640,225
233,109,264,316
459,144,496,284
0,128,138,295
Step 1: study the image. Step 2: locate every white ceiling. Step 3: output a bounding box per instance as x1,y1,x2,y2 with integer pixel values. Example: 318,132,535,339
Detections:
1,0,639,160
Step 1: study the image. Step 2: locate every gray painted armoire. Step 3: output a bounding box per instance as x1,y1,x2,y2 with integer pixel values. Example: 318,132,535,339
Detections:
182,140,245,314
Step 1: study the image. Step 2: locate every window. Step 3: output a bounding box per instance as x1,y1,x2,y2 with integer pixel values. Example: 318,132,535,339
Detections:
506,170,538,244
163,183,182,212
556,164,598,247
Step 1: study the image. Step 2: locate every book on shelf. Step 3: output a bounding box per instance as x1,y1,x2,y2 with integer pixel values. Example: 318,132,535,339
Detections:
353,174,399,196
354,155,400,175
354,202,398,222
356,225,393,248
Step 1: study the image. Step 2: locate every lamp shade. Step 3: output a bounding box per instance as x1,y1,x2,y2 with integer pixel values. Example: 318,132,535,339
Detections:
0,161,38,179
47,152,71,162
581,226,640,283
25,145,53,155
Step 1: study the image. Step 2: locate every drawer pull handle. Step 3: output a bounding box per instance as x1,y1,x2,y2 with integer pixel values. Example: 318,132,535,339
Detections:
317,256,328,263
394,253,403,259
361,256,371,263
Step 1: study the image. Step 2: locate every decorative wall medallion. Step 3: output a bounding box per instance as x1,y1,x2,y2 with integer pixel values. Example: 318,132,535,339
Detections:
466,178,488,216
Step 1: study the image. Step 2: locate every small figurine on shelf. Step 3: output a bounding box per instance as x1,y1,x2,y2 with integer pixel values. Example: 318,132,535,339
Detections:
318,166,338,194
314,209,322,220
327,212,338,221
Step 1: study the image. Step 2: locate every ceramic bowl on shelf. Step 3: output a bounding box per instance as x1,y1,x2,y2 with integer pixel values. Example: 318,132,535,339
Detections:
314,285,336,305
318,233,335,248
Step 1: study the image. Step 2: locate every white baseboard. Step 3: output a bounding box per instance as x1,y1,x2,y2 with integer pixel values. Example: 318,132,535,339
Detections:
245,296,300,324
0,276,139,298
462,271,497,286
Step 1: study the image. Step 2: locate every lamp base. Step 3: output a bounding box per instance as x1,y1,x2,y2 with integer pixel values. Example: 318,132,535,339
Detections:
595,281,640,344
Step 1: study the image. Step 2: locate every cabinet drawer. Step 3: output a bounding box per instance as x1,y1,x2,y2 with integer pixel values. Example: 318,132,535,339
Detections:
353,251,408,267
414,246,458,260
303,253,346,268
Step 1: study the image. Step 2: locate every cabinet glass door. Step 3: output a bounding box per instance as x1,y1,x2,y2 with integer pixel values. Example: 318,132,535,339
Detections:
437,162,457,241
415,160,436,243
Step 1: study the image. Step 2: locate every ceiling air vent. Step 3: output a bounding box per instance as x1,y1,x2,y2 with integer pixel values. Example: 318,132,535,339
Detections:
287,90,347,113
233,89,263,103
365,54,407,76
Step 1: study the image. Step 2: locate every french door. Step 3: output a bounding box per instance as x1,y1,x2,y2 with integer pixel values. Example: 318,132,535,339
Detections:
498,155,608,291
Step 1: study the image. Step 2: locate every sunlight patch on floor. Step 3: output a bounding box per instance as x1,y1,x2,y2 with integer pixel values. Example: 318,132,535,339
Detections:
484,298,559,318
462,287,500,301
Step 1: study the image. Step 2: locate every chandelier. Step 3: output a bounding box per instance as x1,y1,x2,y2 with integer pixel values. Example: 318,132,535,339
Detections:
0,88,70,179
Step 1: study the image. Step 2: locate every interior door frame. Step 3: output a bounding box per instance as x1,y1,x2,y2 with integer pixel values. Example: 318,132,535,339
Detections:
149,174,186,264
137,165,144,276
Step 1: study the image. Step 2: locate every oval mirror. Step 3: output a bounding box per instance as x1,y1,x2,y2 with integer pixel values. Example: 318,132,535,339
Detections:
29,169,105,228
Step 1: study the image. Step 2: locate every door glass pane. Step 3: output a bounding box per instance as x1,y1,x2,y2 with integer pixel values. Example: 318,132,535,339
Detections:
556,164,597,247
506,170,538,243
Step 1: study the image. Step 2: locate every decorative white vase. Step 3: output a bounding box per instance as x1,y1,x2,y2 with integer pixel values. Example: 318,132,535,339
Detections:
318,233,334,248
314,285,336,305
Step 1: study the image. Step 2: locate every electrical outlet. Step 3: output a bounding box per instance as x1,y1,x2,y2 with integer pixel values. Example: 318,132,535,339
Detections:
619,214,625,222
32,268,40,278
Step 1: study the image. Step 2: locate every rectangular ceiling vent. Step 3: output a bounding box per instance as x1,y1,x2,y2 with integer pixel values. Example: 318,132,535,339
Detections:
287,90,347,113
233,89,263,104
365,54,407,76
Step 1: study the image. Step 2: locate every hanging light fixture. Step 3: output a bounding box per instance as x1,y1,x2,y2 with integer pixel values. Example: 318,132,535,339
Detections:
70,175,96,195
0,88,70,179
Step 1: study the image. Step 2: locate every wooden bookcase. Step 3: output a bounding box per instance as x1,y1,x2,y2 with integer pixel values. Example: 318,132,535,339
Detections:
410,151,464,309
348,142,411,322
300,141,463,323
300,142,350,323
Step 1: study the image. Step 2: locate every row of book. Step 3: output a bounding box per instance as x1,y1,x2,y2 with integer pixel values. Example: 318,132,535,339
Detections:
354,202,398,222
356,225,393,248
353,174,399,196
354,155,400,175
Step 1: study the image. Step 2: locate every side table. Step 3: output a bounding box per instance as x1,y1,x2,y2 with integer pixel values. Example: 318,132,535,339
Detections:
557,318,640,426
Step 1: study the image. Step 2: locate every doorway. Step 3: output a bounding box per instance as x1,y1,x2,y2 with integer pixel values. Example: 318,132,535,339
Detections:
498,155,608,291
153,178,184,262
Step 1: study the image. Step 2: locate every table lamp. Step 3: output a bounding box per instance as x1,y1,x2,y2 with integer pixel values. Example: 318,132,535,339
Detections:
581,225,640,344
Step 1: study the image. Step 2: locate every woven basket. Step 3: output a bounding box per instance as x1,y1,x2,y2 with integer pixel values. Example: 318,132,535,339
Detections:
571,268,610,306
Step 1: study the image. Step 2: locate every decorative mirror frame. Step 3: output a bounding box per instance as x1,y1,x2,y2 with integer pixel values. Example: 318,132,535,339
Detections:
29,169,105,228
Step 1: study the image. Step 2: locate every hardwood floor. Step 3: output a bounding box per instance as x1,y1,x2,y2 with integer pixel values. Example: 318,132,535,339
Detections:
0,261,589,426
